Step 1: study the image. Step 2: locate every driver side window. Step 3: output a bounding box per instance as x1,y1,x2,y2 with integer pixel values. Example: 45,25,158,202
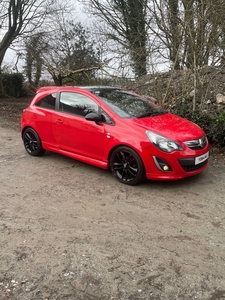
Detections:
59,92,98,117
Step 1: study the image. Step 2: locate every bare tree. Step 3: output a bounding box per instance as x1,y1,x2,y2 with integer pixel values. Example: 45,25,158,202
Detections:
0,0,54,94
144,0,225,110
148,0,225,69
83,0,148,78
40,14,101,86
83,0,225,73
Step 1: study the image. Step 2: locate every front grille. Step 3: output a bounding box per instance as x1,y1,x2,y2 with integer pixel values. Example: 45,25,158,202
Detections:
180,160,208,172
184,135,207,150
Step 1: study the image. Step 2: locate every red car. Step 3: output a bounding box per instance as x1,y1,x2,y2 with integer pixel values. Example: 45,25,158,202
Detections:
21,86,210,185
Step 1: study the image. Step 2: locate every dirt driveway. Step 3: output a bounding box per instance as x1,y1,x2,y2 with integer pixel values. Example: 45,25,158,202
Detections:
0,116,225,299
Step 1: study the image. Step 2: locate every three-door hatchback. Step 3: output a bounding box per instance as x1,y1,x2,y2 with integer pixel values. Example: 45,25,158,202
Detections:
21,86,210,185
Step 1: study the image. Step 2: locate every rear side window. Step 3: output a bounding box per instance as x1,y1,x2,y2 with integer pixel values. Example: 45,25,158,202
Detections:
35,93,56,110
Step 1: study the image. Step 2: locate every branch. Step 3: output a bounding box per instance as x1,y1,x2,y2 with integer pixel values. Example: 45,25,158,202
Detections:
61,66,101,80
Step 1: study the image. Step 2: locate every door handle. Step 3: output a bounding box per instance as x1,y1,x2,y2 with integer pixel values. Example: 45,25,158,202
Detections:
56,119,64,124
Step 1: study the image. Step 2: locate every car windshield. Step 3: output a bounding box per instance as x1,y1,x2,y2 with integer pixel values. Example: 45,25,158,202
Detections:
92,89,165,118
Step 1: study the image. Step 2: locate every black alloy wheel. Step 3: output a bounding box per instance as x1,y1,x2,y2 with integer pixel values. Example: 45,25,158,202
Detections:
23,128,45,156
110,146,145,185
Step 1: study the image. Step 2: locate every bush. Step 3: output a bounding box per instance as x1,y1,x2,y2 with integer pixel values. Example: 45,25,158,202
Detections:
172,99,225,146
2,73,24,97
210,113,225,145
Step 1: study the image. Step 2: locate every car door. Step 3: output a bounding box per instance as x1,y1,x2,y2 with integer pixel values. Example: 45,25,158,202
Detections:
53,91,106,161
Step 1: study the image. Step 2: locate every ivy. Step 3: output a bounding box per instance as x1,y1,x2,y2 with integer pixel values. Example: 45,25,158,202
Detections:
172,99,225,146
2,73,24,97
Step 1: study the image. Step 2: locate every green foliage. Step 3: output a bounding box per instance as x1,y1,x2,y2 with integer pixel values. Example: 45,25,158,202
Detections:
172,99,225,146
112,0,147,77
24,33,46,86
2,73,24,97
210,113,225,145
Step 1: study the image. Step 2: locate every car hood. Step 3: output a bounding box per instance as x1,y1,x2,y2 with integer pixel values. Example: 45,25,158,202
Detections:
131,113,204,141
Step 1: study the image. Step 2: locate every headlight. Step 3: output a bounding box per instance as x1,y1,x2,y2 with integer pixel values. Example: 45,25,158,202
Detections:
146,130,183,152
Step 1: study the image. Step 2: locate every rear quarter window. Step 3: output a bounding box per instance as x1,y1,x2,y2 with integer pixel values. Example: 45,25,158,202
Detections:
35,93,56,110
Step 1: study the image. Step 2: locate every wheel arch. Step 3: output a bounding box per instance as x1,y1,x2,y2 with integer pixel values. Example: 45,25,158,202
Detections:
22,126,46,156
21,126,42,140
21,125,33,138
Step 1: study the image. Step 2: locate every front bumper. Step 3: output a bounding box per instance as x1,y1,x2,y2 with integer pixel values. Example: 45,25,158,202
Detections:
142,146,210,181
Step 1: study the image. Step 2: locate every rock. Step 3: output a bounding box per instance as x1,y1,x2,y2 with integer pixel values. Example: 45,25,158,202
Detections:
216,93,225,104
189,90,195,98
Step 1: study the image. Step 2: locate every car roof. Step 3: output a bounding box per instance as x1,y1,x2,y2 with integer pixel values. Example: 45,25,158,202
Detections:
36,85,122,94
82,86,122,91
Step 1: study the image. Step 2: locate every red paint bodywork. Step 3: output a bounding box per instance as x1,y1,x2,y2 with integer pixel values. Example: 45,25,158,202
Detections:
21,86,210,181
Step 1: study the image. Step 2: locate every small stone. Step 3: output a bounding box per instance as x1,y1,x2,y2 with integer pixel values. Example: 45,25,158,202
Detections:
216,93,225,104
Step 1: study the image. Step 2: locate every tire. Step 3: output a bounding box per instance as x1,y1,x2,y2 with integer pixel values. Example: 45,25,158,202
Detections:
23,128,45,156
110,146,145,185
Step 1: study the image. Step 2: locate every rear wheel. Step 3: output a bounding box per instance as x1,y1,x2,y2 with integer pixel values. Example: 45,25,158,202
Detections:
23,128,45,156
110,146,145,185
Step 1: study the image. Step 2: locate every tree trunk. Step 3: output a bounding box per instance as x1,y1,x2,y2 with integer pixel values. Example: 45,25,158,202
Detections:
0,74,4,97
0,49,7,96
52,74,63,86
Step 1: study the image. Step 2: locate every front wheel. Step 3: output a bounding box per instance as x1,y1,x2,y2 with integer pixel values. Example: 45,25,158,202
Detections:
110,146,145,185
23,128,45,156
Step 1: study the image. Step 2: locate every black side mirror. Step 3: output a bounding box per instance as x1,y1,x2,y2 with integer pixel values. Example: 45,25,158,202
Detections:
85,112,102,124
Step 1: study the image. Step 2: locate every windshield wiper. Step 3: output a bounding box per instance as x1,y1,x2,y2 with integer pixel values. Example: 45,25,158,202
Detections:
137,111,167,118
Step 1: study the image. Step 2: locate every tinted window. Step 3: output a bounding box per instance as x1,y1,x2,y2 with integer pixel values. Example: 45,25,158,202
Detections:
93,89,163,118
59,92,98,117
35,93,56,110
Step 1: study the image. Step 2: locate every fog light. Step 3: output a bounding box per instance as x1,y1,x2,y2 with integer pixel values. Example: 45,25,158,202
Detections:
153,156,172,172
